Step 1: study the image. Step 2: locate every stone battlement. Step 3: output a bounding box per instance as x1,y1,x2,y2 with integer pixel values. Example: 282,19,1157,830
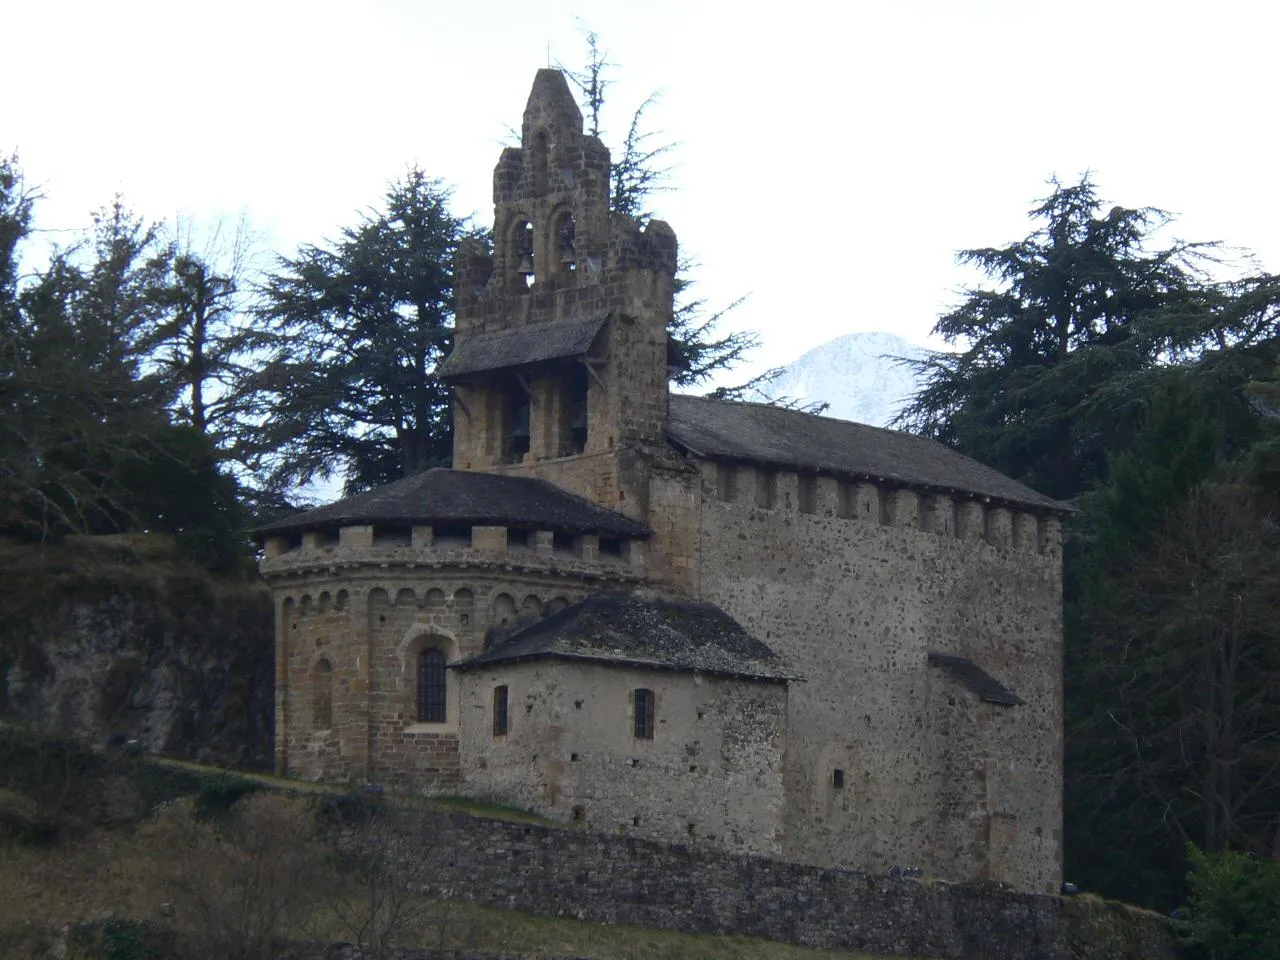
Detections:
701,460,1062,557
261,523,647,580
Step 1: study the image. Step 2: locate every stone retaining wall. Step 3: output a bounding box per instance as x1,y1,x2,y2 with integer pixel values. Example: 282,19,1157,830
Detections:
347,807,1175,960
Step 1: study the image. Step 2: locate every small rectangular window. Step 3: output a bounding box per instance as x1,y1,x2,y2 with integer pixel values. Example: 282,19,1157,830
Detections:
599,537,624,559
633,688,655,740
492,685,509,736
833,768,845,789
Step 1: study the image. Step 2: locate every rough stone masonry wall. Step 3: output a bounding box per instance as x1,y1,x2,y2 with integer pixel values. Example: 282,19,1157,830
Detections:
693,462,1064,893
352,807,1174,960
457,660,786,855
272,550,630,787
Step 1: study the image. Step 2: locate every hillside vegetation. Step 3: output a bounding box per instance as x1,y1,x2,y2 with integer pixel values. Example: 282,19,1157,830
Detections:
0,732,903,960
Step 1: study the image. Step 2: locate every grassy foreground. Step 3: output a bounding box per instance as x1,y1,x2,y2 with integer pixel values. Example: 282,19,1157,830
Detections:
0,786,910,960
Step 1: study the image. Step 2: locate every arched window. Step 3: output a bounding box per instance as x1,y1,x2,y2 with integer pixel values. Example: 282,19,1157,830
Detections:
418,648,447,723
633,688,655,740
313,659,333,730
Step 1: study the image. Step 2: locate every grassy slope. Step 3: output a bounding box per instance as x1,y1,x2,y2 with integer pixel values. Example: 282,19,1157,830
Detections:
0,789,907,960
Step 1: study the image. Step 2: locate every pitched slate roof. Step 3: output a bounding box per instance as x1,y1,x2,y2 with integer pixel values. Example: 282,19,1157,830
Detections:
666,394,1063,511
256,468,648,537
928,652,1022,706
458,594,792,682
436,314,608,380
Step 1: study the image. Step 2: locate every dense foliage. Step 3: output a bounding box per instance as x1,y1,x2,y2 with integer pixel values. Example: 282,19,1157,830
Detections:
0,156,247,568
251,169,474,494
901,176,1280,926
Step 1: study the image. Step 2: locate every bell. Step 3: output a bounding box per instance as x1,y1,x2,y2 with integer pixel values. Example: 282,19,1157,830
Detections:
516,255,535,276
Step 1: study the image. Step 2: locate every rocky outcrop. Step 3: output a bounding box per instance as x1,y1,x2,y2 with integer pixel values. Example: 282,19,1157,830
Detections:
0,536,273,769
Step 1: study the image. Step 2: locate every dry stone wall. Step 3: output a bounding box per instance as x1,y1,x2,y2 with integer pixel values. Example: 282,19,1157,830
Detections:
348,807,1174,960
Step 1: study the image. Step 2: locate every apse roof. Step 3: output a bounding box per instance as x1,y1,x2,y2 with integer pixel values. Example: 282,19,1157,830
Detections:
256,468,648,537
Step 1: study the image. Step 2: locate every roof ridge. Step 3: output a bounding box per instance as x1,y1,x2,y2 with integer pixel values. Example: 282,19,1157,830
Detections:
671,392,914,441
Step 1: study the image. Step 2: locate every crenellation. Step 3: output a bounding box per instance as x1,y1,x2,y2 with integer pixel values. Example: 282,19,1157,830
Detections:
956,500,985,541
470,525,507,552
984,507,1014,549
339,525,374,549
815,475,840,517
1041,515,1063,557
1011,512,1037,553
887,488,919,529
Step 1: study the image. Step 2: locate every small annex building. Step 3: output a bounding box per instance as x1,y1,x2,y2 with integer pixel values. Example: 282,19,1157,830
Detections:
257,69,1067,894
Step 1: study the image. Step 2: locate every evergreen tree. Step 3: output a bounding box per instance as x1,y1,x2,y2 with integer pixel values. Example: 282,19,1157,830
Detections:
252,169,476,494
897,175,1221,501
901,174,1280,911
146,217,270,460
0,164,246,563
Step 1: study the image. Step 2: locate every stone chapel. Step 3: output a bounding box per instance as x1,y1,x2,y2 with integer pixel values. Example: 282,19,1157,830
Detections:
257,69,1067,894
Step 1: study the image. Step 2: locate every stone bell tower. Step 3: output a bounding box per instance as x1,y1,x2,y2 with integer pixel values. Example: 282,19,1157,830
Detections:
439,69,679,518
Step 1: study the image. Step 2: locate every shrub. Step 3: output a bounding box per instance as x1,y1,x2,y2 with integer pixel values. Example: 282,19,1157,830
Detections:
1184,844,1280,960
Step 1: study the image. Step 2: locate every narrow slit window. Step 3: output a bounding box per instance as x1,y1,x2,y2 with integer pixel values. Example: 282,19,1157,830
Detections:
418,648,447,723
633,688,655,740
493,685,509,736
313,659,333,730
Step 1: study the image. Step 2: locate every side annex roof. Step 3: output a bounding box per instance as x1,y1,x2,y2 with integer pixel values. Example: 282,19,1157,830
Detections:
666,394,1064,512
459,593,794,683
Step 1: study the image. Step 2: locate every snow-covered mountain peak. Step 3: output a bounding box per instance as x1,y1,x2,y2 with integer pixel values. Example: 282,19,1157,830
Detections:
749,331,927,428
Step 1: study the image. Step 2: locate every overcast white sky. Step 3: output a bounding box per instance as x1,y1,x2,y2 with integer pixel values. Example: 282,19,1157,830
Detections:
7,1,1279,382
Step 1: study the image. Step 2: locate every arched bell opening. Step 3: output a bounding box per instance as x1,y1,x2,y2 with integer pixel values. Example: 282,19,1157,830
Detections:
552,209,577,277
510,217,535,289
